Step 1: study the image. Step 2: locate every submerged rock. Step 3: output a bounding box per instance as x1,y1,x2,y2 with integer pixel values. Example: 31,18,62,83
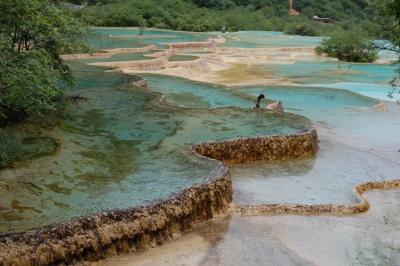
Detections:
133,79,150,90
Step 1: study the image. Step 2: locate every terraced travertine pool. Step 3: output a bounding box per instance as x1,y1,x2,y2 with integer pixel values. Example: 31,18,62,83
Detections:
87,28,212,49
139,74,400,206
0,62,310,233
0,28,399,263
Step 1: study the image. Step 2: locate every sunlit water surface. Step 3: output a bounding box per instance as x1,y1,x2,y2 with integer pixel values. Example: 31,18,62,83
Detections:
0,63,309,233
1,29,399,234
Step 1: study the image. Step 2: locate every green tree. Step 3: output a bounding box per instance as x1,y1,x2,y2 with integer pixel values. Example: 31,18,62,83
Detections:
285,23,317,36
0,0,88,124
369,0,400,98
369,0,400,53
316,31,378,66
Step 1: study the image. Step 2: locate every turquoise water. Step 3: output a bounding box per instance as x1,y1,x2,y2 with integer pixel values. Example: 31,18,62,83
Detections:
88,28,324,50
307,82,400,102
142,74,253,108
88,28,211,49
141,75,400,154
260,59,398,101
221,31,324,48
87,32,146,49
264,60,397,85
77,50,159,63
239,86,377,119
239,86,400,147
1,29,399,233
0,63,309,233
141,74,400,207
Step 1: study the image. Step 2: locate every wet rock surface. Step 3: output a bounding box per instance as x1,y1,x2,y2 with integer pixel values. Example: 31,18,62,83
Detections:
0,129,318,266
192,129,319,165
235,180,400,216
0,167,232,266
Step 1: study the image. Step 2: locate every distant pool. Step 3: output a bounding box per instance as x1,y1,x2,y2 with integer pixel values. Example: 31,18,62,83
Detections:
221,31,325,48
88,27,212,49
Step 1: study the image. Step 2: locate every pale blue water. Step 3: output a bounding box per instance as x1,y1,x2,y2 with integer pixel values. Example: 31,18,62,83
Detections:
307,82,400,102
142,74,252,108
89,27,211,49
221,31,325,48
260,59,398,101
0,63,309,233
240,86,377,119
143,75,399,154
142,73,400,207
264,60,396,85
1,29,399,234
77,50,159,63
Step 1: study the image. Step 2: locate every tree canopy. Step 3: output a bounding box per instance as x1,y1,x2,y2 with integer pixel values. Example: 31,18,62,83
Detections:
369,0,400,97
316,32,378,64
73,0,375,34
0,0,87,124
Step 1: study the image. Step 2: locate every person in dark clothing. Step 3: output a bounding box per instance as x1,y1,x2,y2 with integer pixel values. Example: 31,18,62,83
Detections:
254,94,265,109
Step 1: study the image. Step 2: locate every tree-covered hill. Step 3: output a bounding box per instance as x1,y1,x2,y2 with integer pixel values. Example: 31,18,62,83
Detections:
69,0,378,35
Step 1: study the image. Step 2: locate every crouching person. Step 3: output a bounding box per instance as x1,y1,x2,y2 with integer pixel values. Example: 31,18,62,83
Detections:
266,101,284,113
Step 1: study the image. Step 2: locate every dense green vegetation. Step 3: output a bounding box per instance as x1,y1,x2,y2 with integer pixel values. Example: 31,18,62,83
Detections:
369,0,400,98
316,32,378,64
71,0,378,35
0,0,87,125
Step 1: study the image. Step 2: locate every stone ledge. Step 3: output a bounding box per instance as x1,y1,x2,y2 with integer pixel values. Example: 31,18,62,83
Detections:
0,129,319,266
192,129,319,165
0,166,232,266
234,179,400,216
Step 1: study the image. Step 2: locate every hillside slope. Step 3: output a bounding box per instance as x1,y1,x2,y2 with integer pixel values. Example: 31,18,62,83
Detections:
70,0,377,35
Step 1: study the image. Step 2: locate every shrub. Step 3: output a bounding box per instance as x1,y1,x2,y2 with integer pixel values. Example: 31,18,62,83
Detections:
316,31,378,63
285,23,317,36
0,50,63,124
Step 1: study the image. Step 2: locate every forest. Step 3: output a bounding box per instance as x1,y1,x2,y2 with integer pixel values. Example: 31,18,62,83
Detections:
70,0,378,35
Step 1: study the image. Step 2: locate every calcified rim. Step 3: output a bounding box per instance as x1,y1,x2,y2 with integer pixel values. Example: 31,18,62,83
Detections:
0,116,318,265
0,162,233,265
234,179,400,216
1,71,397,265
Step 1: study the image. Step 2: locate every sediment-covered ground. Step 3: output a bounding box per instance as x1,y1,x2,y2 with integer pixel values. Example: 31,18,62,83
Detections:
93,189,400,266
1,28,399,265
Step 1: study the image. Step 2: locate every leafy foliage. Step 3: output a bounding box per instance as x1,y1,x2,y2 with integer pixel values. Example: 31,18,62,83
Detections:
368,0,400,98
316,32,378,63
0,0,87,124
0,50,63,123
74,0,374,34
285,23,317,36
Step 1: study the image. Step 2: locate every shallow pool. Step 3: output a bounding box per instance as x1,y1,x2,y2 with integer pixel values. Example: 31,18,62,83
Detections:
1,29,399,234
0,63,310,233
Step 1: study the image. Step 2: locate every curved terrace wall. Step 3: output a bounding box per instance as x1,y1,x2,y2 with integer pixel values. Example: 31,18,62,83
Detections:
90,57,168,70
164,38,222,49
192,129,319,165
0,125,319,265
90,55,223,72
0,166,232,266
234,179,400,216
61,45,157,61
